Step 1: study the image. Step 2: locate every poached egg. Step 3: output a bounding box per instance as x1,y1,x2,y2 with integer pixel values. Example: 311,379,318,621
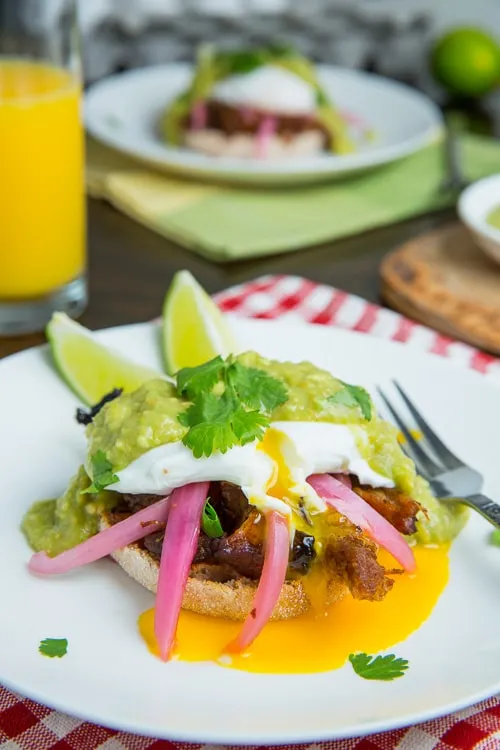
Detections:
110,421,394,520
211,65,317,116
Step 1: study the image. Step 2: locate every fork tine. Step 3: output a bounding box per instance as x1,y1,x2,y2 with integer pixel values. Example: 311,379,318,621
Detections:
393,381,463,469
376,388,442,479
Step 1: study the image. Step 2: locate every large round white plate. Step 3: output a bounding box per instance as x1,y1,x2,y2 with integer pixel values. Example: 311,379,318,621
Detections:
1,318,499,743
84,64,443,186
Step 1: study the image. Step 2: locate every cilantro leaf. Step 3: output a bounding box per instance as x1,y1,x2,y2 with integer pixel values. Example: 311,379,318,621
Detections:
349,652,409,681
180,391,240,457
345,384,372,420
201,501,224,538
183,422,238,458
490,529,500,546
81,450,119,494
39,638,68,658
176,356,225,400
179,390,236,427
328,383,372,421
227,362,288,413
180,392,271,457
328,387,359,410
231,406,269,445
175,356,288,458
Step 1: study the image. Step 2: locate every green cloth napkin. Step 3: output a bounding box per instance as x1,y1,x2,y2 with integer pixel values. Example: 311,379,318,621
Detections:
86,134,500,262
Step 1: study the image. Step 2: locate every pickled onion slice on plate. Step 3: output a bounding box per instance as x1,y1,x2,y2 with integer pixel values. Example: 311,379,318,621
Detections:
226,510,290,654
29,495,170,575
308,473,416,572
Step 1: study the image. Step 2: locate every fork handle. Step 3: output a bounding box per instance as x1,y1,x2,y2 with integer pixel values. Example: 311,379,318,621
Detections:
463,494,500,530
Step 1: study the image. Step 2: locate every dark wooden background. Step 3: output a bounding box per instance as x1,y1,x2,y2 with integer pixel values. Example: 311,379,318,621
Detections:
0,198,455,360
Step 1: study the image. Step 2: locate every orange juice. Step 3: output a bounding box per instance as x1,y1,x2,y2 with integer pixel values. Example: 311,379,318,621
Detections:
0,60,84,299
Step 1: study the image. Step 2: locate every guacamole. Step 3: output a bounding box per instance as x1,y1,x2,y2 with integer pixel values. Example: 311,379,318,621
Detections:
22,466,116,556
22,350,468,554
87,379,187,472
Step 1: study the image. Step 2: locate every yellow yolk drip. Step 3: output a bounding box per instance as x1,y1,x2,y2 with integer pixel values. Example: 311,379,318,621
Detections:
138,543,449,674
258,428,293,501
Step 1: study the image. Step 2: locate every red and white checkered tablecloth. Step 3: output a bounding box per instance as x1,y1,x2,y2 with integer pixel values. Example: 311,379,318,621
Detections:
2,274,500,750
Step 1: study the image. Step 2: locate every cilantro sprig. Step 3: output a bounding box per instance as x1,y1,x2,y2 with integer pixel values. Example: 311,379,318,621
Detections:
82,450,119,494
349,652,409,681
39,638,68,658
214,43,297,76
328,382,372,421
176,356,288,458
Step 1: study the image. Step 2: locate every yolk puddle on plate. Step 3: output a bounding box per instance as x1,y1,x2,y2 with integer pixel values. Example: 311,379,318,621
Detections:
138,544,449,673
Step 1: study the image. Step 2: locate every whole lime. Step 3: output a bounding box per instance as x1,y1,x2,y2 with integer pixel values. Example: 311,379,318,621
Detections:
431,27,500,97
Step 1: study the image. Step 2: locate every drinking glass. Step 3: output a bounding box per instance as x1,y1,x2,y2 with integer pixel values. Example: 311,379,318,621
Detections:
0,0,86,335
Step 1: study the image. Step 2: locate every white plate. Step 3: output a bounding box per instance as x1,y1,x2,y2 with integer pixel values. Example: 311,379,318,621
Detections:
1,317,499,743
84,64,443,186
458,174,500,266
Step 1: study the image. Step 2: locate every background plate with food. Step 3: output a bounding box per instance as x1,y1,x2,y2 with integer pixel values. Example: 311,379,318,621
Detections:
85,58,443,186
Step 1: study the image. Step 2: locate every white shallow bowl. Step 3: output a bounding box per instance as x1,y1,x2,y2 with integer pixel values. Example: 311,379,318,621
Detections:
458,174,500,265
84,63,443,186
1,317,500,743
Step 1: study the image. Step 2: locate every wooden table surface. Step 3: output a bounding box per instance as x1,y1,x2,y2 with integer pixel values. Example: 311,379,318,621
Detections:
0,197,456,360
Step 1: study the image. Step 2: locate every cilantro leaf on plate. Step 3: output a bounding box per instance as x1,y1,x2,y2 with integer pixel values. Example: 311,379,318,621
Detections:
176,356,225,400
201,501,224,538
81,450,119,494
328,383,372,421
349,652,409,681
39,638,68,658
227,361,288,413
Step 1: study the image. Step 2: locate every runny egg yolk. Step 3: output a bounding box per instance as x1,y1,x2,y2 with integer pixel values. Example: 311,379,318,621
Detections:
139,544,449,673
258,427,294,502
139,430,450,673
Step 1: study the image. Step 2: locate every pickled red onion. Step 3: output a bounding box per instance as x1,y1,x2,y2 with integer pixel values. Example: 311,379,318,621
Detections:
154,482,209,661
226,511,289,654
339,109,366,127
28,496,170,575
333,473,352,488
308,473,416,572
255,116,277,159
190,102,207,130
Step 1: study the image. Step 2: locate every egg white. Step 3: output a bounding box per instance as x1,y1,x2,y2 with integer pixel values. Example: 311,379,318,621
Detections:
110,422,393,518
211,65,317,116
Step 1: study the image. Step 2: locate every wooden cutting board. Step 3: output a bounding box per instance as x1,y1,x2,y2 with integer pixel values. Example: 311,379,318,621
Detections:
380,222,500,354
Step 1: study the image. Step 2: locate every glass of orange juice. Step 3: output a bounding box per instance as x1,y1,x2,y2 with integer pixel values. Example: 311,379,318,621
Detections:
0,0,86,335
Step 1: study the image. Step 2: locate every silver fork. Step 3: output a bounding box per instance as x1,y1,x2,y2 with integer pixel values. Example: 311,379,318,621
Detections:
377,381,500,530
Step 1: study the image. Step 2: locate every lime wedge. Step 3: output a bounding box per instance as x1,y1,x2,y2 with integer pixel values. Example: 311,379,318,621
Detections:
47,313,162,405
162,270,238,374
